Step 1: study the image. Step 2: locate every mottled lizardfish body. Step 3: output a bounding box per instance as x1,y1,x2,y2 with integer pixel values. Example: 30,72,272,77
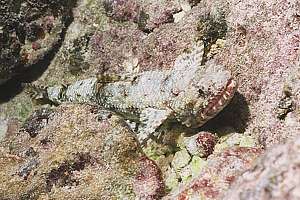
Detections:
30,43,237,143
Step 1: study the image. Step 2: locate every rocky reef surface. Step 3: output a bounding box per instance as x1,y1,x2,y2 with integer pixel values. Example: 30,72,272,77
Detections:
0,0,300,199
0,104,164,199
224,135,300,200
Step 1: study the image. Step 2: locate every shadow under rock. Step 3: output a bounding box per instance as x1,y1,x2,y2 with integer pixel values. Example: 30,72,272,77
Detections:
0,41,61,104
0,15,74,104
200,91,250,133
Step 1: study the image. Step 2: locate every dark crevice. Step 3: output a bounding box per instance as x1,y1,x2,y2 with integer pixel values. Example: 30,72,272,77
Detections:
0,10,74,104
188,0,202,7
139,27,153,34
276,95,294,120
200,92,250,133
68,33,92,75
197,13,228,65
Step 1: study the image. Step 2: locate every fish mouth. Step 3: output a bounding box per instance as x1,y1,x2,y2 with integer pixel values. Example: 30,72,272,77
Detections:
194,78,238,127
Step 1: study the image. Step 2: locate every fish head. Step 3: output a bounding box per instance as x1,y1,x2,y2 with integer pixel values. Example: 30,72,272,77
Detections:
173,61,237,128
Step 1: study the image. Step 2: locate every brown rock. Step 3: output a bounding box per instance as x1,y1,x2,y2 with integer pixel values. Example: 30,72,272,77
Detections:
164,147,262,199
0,104,164,199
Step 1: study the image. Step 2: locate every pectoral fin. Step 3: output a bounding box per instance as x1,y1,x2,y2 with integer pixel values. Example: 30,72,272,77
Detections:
137,108,172,144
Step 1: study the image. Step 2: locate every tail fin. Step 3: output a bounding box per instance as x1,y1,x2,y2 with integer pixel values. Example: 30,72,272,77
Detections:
23,83,50,104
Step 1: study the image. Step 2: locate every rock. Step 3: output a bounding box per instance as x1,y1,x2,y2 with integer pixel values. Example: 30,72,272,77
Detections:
102,0,182,32
0,0,75,84
165,167,179,191
184,131,218,158
190,156,207,177
133,156,165,199
0,104,164,199
224,136,300,200
38,0,227,84
3,118,22,139
164,147,262,200
212,0,300,147
0,0,76,130
171,149,191,171
214,132,257,153
21,108,54,138
179,165,192,183
0,116,8,140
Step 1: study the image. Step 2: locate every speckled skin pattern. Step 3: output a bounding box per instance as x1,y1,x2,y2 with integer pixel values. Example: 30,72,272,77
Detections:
33,43,237,143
